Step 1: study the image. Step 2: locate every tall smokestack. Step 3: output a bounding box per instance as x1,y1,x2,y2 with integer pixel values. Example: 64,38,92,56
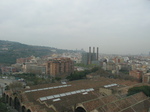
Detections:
97,47,99,60
88,47,91,64
89,47,91,53
93,47,95,53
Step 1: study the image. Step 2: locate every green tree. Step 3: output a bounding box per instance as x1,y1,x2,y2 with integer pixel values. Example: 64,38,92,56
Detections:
127,85,150,97
0,97,9,112
55,77,61,81
8,81,23,92
66,67,99,81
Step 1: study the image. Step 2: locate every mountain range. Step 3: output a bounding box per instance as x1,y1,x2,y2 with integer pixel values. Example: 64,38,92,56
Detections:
0,40,76,64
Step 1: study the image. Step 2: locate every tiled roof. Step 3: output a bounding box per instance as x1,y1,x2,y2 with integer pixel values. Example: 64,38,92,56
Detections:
25,77,138,110
93,92,150,112
131,99,150,112
119,108,135,112
5,77,142,112
50,92,99,112
82,95,119,111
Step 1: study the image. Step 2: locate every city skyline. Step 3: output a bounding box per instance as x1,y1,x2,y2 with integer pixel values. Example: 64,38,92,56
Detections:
0,0,150,55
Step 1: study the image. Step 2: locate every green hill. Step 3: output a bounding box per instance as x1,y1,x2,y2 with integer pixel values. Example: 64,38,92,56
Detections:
0,40,74,64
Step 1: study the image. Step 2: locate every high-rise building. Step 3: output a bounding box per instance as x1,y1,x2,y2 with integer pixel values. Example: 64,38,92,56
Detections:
46,58,74,77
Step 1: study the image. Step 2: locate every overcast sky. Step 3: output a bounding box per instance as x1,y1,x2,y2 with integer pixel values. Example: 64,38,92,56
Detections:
0,0,150,55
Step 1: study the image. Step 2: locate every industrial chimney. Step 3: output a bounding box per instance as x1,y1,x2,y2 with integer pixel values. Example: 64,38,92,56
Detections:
93,47,95,53
88,47,91,64
97,47,99,60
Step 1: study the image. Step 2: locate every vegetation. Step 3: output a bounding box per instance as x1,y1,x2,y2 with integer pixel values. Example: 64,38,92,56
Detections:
127,85,150,97
0,97,10,112
67,67,135,81
55,77,61,81
66,67,99,81
95,68,137,81
14,73,61,85
74,63,98,68
8,82,23,91
119,69,129,74
15,73,45,85
0,40,77,64
0,40,52,64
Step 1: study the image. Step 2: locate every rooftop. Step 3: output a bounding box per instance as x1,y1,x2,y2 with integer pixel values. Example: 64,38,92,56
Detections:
4,77,149,112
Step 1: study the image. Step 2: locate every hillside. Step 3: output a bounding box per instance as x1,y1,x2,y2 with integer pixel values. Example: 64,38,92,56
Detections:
0,40,74,64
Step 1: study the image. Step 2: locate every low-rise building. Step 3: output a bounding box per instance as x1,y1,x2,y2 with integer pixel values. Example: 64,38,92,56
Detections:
22,62,46,74
3,77,150,112
1,66,18,74
129,70,143,80
103,62,116,71
16,56,34,64
142,73,150,84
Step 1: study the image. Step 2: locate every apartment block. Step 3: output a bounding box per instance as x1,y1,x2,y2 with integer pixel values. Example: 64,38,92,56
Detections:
129,70,143,80
46,58,74,77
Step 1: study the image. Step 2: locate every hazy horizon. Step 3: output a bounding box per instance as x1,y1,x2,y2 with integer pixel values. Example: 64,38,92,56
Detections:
0,0,150,55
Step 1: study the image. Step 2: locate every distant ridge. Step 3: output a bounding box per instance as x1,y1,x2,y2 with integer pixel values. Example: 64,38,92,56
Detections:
0,40,75,64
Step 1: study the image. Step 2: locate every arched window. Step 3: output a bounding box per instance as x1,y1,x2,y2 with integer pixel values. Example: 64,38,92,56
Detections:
3,93,6,102
75,107,86,112
22,106,26,112
14,97,21,111
6,95,9,103
9,97,12,106
3,93,6,98
27,109,31,112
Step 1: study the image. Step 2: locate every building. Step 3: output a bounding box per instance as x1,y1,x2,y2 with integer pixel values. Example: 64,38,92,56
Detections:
22,62,46,74
142,73,150,84
102,61,117,72
129,70,143,80
46,58,74,77
119,63,131,71
82,47,99,65
1,66,18,74
3,77,150,112
16,56,34,64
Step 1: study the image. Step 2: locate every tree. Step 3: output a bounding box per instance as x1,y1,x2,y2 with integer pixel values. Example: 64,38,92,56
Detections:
8,81,23,92
55,77,61,81
0,97,9,112
66,67,99,81
91,67,99,72
127,85,150,97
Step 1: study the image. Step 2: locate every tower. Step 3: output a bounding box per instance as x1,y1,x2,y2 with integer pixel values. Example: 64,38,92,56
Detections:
97,47,99,60
93,47,95,53
88,47,91,64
